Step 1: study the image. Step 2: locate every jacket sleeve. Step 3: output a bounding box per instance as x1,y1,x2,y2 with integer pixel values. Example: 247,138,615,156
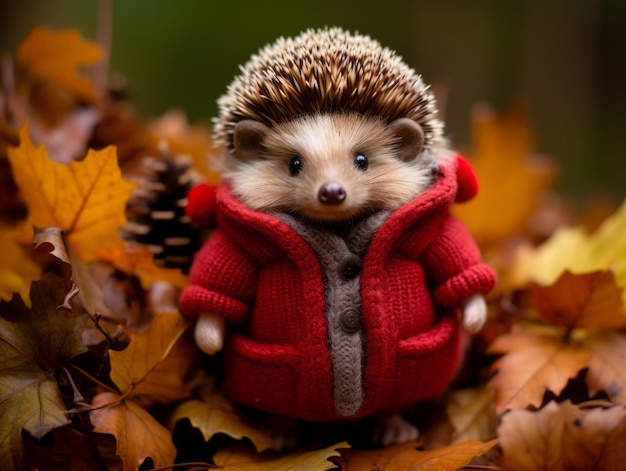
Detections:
420,215,496,308
179,229,257,323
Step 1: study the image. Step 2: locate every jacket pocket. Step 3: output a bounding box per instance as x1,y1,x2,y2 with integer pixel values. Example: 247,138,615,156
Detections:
223,334,301,416
391,315,462,406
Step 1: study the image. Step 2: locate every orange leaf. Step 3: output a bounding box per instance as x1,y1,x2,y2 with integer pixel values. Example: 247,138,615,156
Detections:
498,401,626,471
446,388,497,444
338,440,497,471
452,102,555,246
109,311,200,407
7,125,136,263
531,270,626,329
488,325,590,413
100,247,189,289
89,392,176,471
17,27,103,103
585,331,626,405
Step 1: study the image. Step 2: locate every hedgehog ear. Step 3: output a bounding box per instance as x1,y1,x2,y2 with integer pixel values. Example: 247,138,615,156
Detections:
388,118,425,162
233,120,270,162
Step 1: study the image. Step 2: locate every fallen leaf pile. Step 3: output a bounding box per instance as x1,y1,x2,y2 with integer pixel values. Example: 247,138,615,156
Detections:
1,24,625,471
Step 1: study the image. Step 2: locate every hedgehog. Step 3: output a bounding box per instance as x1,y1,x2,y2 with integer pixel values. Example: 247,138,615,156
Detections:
181,28,497,446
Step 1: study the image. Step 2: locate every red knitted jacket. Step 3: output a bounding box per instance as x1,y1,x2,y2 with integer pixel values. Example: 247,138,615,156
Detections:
180,157,496,421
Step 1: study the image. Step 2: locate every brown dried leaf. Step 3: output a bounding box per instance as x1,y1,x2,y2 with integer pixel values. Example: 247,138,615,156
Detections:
446,388,497,444
531,270,626,329
498,401,626,471
337,440,497,471
171,388,280,452
109,310,199,407
0,271,87,471
585,331,626,405
213,441,348,471
89,392,176,471
488,324,590,413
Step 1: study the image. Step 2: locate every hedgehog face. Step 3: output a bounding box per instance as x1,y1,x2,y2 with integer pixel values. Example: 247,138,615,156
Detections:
223,113,438,222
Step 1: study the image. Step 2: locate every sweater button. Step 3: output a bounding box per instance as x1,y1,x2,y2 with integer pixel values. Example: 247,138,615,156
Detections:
339,307,361,333
338,253,361,280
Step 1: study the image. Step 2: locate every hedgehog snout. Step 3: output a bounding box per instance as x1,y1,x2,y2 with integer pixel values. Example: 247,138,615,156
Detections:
318,182,347,205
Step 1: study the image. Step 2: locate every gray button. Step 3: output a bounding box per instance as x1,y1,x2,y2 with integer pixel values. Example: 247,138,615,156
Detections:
338,253,361,280
339,307,361,333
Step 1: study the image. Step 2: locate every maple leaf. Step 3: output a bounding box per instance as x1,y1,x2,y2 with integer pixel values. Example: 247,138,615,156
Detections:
17,26,103,104
213,441,349,471
337,440,497,471
108,310,200,407
89,392,177,471
531,270,626,329
488,324,590,413
0,271,87,471
7,125,136,263
498,401,626,470
446,388,497,444
171,386,281,452
522,200,626,306
0,224,41,307
452,101,556,246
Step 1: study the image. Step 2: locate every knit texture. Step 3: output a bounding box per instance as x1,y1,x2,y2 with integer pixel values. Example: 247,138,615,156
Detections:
180,157,496,421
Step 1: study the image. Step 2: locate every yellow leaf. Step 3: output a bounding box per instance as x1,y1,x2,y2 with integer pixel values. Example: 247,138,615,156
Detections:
452,102,555,246
7,125,136,263
338,440,497,471
171,389,281,452
17,26,103,103
109,311,199,407
89,392,176,471
213,442,348,471
0,224,41,307
524,200,626,307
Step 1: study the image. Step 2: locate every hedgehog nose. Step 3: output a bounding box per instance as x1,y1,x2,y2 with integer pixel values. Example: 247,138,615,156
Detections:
318,182,346,205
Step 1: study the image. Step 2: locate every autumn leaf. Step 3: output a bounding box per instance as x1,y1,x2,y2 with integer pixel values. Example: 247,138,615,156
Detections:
498,401,626,470
452,101,556,246
89,391,176,471
488,324,590,413
108,310,200,407
0,271,87,471
100,246,189,290
146,110,221,185
213,441,348,471
0,224,41,307
522,200,626,306
586,331,626,405
446,388,497,444
531,270,626,329
17,26,103,104
7,125,136,263
171,387,281,452
337,440,497,471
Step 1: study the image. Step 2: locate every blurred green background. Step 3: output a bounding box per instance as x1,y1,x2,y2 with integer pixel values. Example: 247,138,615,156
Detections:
1,0,625,201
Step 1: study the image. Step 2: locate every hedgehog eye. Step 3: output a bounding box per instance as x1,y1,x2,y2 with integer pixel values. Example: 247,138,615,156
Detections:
289,156,303,176
354,154,368,171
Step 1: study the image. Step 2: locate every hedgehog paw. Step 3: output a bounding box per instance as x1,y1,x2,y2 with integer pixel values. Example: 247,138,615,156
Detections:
462,294,487,334
194,312,225,355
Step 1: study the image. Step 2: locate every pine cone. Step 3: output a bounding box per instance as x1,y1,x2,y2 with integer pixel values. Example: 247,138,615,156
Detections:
121,148,205,273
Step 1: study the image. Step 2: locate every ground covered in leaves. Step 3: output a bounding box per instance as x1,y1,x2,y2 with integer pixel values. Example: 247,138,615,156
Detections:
1,25,626,471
